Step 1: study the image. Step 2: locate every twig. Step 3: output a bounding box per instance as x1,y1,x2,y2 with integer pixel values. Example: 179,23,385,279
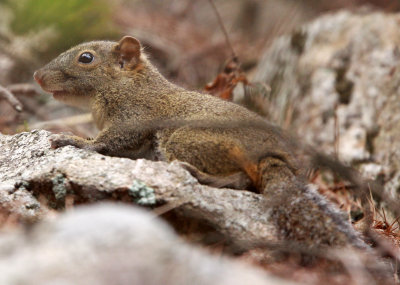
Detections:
312,153,400,230
0,84,23,112
334,103,340,159
208,0,237,60
7,83,39,97
367,229,400,264
152,198,188,216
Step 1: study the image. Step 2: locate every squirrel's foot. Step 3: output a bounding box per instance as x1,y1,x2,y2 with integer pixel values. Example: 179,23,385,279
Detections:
50,133,109,154
49,133,78,149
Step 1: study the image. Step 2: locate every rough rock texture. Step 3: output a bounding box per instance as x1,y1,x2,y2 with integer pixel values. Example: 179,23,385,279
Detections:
0,129,278,248
253,10,400,198
0,204,293,285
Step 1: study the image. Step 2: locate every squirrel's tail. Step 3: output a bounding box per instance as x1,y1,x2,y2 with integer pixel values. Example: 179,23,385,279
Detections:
234,149,368,249
268,181,367,249
229,144,366,248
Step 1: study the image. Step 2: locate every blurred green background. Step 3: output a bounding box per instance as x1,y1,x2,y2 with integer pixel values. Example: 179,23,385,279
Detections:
1,0,399,85
0,0,399,134
2,0,116,57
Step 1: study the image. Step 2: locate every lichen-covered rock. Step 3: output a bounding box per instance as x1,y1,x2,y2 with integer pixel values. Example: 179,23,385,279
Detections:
0,204,292,285
0,130,278,248
254,10,400,196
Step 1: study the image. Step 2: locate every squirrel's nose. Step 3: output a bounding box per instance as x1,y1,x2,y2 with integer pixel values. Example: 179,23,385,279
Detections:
33,70,43,85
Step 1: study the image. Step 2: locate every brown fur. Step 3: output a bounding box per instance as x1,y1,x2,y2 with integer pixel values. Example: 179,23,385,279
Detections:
34,36,366,249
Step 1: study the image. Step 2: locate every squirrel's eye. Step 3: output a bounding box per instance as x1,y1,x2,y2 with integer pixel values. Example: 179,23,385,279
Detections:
78,52,94,64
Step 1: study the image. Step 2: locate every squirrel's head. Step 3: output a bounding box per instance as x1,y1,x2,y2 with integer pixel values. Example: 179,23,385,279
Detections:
33,36,144,109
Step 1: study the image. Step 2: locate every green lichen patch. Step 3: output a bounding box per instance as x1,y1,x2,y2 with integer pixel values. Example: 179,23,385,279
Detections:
25,202,40,210
51,174,67,201
128,180,156,206
16,180,30,191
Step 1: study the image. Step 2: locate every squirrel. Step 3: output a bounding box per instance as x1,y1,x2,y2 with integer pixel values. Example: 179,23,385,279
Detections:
33,36,367,250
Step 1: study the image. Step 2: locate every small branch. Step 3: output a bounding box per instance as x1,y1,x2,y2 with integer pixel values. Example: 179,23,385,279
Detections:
334,103,340,159
0,84,23,112
7,83,40,97
208,0,237,60
367,228,400,264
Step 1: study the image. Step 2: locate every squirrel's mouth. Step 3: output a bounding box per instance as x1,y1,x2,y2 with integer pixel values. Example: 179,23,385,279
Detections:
52,90,69,99
38,85,68,98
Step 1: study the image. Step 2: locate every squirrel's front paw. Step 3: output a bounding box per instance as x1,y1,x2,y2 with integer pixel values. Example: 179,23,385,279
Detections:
49,133,76,149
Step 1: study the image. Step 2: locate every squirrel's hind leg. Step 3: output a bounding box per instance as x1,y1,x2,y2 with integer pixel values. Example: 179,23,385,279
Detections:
177,161,252,190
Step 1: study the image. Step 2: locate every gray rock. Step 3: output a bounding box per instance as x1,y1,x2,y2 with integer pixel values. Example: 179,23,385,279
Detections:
0,203,293,285
0,130,278,248
253,10,400,197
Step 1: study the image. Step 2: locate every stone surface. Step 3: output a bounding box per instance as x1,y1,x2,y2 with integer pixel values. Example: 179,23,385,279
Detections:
253,10,400,197
0,130,278,248
0,203,293,285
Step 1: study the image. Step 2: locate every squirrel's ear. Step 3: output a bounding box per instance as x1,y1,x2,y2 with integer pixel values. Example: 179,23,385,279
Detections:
114,36,141,70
